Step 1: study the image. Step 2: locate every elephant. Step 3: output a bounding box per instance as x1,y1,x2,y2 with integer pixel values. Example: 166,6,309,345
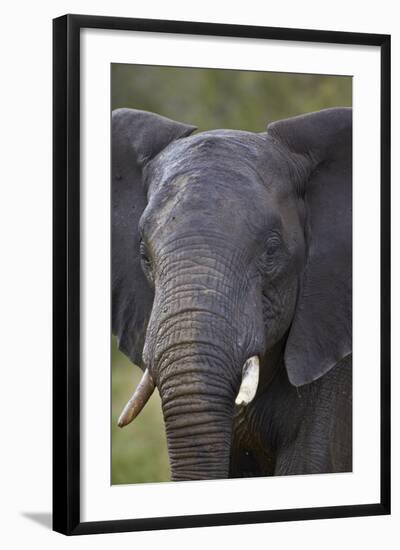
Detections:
112,106,352,481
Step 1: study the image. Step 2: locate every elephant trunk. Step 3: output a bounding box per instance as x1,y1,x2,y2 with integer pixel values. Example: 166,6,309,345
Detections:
158,340,261,481
162,373,233,481
153,281,241,480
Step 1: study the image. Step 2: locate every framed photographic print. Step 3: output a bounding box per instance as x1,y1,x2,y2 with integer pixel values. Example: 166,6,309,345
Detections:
53,14,391,535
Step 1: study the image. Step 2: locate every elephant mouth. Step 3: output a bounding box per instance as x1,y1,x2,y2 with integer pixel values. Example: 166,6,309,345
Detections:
117,355,260,428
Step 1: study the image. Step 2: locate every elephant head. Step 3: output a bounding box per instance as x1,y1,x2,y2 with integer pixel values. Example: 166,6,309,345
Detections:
112,107,352,481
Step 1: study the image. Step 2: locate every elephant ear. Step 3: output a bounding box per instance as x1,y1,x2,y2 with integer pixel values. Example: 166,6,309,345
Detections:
268,108,352,386
112,108,196,368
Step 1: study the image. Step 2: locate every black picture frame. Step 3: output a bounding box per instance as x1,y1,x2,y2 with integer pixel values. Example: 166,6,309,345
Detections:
53,14,391,535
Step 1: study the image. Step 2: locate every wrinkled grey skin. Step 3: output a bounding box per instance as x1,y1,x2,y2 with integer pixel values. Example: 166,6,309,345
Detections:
112,107,352,481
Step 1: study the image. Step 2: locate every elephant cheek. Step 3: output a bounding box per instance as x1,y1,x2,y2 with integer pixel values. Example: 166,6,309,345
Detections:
262,278,299,348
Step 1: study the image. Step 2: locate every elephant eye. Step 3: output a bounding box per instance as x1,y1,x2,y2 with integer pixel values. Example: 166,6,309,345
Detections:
140,241,149,261
139,241,153,281
139,241,151,262
266,236,281,256
258,235,282,274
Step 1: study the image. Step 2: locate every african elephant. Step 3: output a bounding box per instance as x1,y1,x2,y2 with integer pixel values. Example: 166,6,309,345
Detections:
112,106,352,481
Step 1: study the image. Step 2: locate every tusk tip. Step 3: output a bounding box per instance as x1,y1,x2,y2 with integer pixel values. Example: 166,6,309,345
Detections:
117,416,127,428
117,409,133,427
235,395,248,407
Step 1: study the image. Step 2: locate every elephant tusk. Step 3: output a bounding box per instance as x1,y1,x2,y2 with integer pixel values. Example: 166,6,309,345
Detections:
117,368,155,427
235,356,260,406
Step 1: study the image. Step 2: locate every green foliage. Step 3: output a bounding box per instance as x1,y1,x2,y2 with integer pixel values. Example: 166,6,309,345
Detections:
112,64,351,131
111,65,352,485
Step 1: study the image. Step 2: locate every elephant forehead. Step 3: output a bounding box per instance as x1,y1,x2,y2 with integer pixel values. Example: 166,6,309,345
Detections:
146,171,271,224
147,129,292,198
141,177,282,249
149,131,263,182
141,131,291,239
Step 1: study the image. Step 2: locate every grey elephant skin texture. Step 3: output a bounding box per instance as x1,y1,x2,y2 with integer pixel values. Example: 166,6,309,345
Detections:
112,107,352,481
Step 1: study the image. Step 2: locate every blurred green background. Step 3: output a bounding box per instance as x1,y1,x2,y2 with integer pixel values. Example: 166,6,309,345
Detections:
112,336,170,483
111,65,352,485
